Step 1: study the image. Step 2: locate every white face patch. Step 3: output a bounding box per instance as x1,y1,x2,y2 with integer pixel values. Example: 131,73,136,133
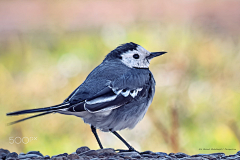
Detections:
120,46,151,68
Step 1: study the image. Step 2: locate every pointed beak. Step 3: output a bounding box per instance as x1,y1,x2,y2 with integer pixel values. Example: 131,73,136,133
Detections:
146,51,167,60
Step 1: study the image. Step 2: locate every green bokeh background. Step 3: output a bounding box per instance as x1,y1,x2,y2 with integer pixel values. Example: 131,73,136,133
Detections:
0,0,240,156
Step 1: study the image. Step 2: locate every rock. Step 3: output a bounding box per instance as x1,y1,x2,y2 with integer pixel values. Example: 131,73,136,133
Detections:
181,157,209,160
76,146,90,154
209,152,225,158
224,156,240,160
6,152,18,159
191,153,210,157
51,153,68,158
6,158,18,160
222,155,240,160
140,150,155,155
0,149,10,159
236,151,240,156
51,156,67,160
18,154,42,159
44,155,50,159
27,151,43,157
78,155,89,160
79,150,98,156
140,151,163,158
156,152,168,157
141,154,154,158
202,155,218,160
118,151,141,158
161,156,173,160
106,158,119,160
3,147,240,160
96,148,117,156
192,152,225,159
67,154,79,160
0,153,7,160
175,152,189,158
168,153,176,158
0,149,10,155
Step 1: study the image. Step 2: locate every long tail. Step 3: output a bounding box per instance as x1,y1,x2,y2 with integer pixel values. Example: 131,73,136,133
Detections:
6,103,70,116
7,112,53,125
6,103,70,125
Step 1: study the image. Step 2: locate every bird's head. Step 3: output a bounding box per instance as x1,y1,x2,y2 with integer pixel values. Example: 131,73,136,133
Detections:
105,42,167,68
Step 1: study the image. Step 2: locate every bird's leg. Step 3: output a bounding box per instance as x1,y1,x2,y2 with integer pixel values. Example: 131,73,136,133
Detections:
110,130,137,152
91,125,103,149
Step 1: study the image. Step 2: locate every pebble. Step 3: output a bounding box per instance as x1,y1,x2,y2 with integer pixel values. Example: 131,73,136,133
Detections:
140,150,155,155
0,149,10,159
156,152,168,157
181,157,209,160
6,158,18,160
106,158,120,160
210,152,225,157
175,152,189,158
0,149,10,155
225,157,239,160
79,150,98,156
161,156,173,160
237,151,240,156
67,153,79,160
96,148,117,156
141,153,154,158
27,151,43,157
51,153,68,158
168,153,176,158
203,155,217,160
192,153,212,157
1,148,240,160
51,156,67,160
18,154,42,159
222,155,240,160
6,152,18,159
168,152,175,156
44,155,50,159
118,151,141,158
76,146,90,154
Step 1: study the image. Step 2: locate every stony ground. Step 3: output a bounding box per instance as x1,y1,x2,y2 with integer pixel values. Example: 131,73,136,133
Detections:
1,147,240,160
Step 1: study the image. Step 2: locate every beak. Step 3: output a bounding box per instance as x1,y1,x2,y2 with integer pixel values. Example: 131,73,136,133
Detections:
146,51,167,60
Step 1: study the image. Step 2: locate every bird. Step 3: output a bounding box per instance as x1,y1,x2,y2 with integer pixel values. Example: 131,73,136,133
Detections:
6,42,167,152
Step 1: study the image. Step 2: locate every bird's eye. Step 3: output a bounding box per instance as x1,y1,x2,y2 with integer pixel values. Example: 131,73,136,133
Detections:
133,54,139,59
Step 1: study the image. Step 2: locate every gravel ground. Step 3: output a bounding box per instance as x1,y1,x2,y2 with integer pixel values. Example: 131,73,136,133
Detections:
1,147,240,160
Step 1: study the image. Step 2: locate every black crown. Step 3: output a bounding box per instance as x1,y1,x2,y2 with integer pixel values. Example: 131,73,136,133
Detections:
105,42,139,60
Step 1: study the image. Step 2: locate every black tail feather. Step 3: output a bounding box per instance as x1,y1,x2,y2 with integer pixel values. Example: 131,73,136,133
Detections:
7,111,53,125
6,103,70,116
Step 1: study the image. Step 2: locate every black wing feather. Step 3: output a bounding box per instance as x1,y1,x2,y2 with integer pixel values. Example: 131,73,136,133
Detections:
85,93,133,112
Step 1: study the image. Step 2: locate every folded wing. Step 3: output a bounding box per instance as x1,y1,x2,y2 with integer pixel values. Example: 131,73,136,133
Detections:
67,85,143,113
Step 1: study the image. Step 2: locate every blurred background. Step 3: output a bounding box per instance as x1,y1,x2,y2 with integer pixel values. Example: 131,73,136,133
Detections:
0,0,240,156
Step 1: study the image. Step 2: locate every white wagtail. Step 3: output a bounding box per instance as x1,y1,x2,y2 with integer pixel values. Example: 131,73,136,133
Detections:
7,42,167,152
